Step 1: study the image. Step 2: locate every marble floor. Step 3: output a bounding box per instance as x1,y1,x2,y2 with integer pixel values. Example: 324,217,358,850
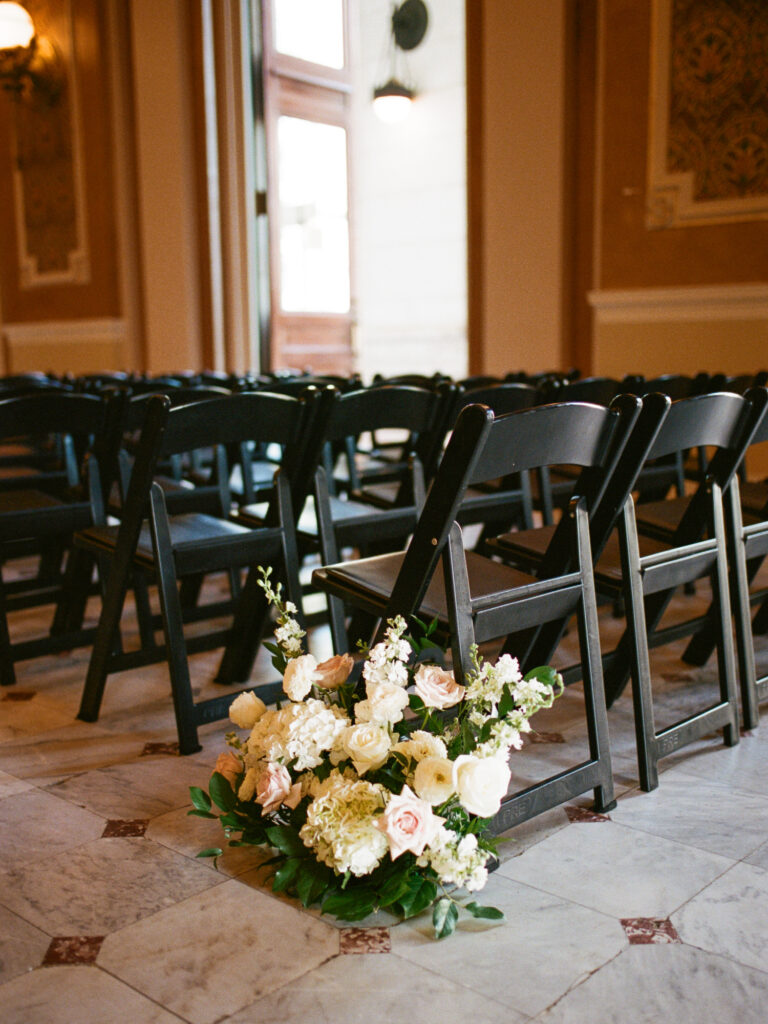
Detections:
1,564,767,1024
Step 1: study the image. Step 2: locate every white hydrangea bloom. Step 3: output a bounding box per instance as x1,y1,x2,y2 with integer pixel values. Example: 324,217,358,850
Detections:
246,699,349,771
300,772,389,876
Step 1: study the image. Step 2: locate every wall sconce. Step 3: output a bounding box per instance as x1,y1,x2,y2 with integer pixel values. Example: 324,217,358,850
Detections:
0,1,60,103
373,0,428,124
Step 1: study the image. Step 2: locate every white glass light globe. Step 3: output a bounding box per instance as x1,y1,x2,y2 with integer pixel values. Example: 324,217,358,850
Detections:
0,2,35,50
373,93,412,124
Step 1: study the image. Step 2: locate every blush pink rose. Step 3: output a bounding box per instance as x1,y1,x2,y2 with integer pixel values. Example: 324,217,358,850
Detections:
375,785,444,859
314,653,354,689
414,664,466,710
255,762,294,813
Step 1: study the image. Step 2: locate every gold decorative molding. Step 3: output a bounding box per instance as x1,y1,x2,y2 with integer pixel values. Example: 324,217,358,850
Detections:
12,0,90,287
647,0,768,228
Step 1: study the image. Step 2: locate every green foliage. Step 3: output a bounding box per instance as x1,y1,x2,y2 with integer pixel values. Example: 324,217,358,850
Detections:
465,902,505,921
433,897,459,939
189,786,212,812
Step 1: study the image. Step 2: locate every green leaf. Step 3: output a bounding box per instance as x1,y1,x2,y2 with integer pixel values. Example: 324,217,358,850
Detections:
376,867,414,907
525,665,563,694
209,772,237,812
272,857,301,893
266,824,305,858
322,888,376,922
396,876,438,920
295,860,331,907
498,685,514,716
189,786,212,812
408,693,427,715
432,897,459,939
195,847,222,859
465,902,505,921
186,808,217,820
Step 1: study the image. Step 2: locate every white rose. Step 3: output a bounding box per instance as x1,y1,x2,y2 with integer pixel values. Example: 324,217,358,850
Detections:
283,653,318,701
229,691,267,729
355,682,410,725
393,730,447,764
333,723,392,775
413,756,455,805
453,754,511,818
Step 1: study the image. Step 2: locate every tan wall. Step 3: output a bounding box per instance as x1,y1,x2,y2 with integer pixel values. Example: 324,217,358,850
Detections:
591,0,768,380
468,0,566,377
0,0,124,373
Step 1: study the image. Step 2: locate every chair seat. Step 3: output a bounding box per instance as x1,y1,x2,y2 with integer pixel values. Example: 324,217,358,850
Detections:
491,523,556,569
633,494,691,537
318,548,541,624
594,530,673,586
740,480,768,516
0,488,92,539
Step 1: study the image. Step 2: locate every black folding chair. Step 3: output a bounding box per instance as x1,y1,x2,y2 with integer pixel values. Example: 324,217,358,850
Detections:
312,395,650,831
0,392,110,687
592,388,768,789
74,391,315,753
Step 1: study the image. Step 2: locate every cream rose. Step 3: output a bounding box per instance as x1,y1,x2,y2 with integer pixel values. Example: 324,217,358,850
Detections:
283,653,318,701
333,723,392,775
413,756,455,805
313,653,354,689
453,754,511,818
414,664,466,710
229,691,267,729
375,785,445,859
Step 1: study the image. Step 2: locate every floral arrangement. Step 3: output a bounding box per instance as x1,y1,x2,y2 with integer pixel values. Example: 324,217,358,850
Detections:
190,568,562,939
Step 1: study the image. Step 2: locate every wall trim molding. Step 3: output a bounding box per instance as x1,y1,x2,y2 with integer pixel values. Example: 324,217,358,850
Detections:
2,318,127,345
588,284,768,323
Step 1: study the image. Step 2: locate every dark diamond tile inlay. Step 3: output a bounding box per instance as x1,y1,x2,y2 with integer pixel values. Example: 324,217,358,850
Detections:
2,690,36,702
141,741,180,757
102,819,149,838
621,918,681,945
566,805,611,823
340,926,391,954
43,936,105,965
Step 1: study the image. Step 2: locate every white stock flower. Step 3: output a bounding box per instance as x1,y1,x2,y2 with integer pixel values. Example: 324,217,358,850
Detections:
453,754,511,818
417,826,490,892
283,653,318,701
362,657,409,688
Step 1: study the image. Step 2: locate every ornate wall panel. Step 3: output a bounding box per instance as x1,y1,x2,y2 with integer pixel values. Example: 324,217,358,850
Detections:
648,0,768,227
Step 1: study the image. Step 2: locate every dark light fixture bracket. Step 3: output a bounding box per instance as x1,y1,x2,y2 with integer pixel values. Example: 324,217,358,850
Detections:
391,0,429,52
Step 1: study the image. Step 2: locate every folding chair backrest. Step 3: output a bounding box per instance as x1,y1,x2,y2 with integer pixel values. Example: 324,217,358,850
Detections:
645,388,768,542
0,391,108,493
383,394,647,620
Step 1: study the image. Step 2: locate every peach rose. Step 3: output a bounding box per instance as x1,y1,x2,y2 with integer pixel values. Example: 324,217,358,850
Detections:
314,653,354,689
375,785,444,859
214,751,242,790
414,664,466,710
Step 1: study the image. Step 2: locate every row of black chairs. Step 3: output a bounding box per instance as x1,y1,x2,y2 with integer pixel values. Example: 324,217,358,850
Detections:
2,373,768,835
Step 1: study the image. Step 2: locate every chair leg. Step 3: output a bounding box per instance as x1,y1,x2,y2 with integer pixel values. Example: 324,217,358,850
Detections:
709,489,740,748
0,575,17,687
51,546,93,636
617,502,660,792
148,488,201,755
572,502,616,810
